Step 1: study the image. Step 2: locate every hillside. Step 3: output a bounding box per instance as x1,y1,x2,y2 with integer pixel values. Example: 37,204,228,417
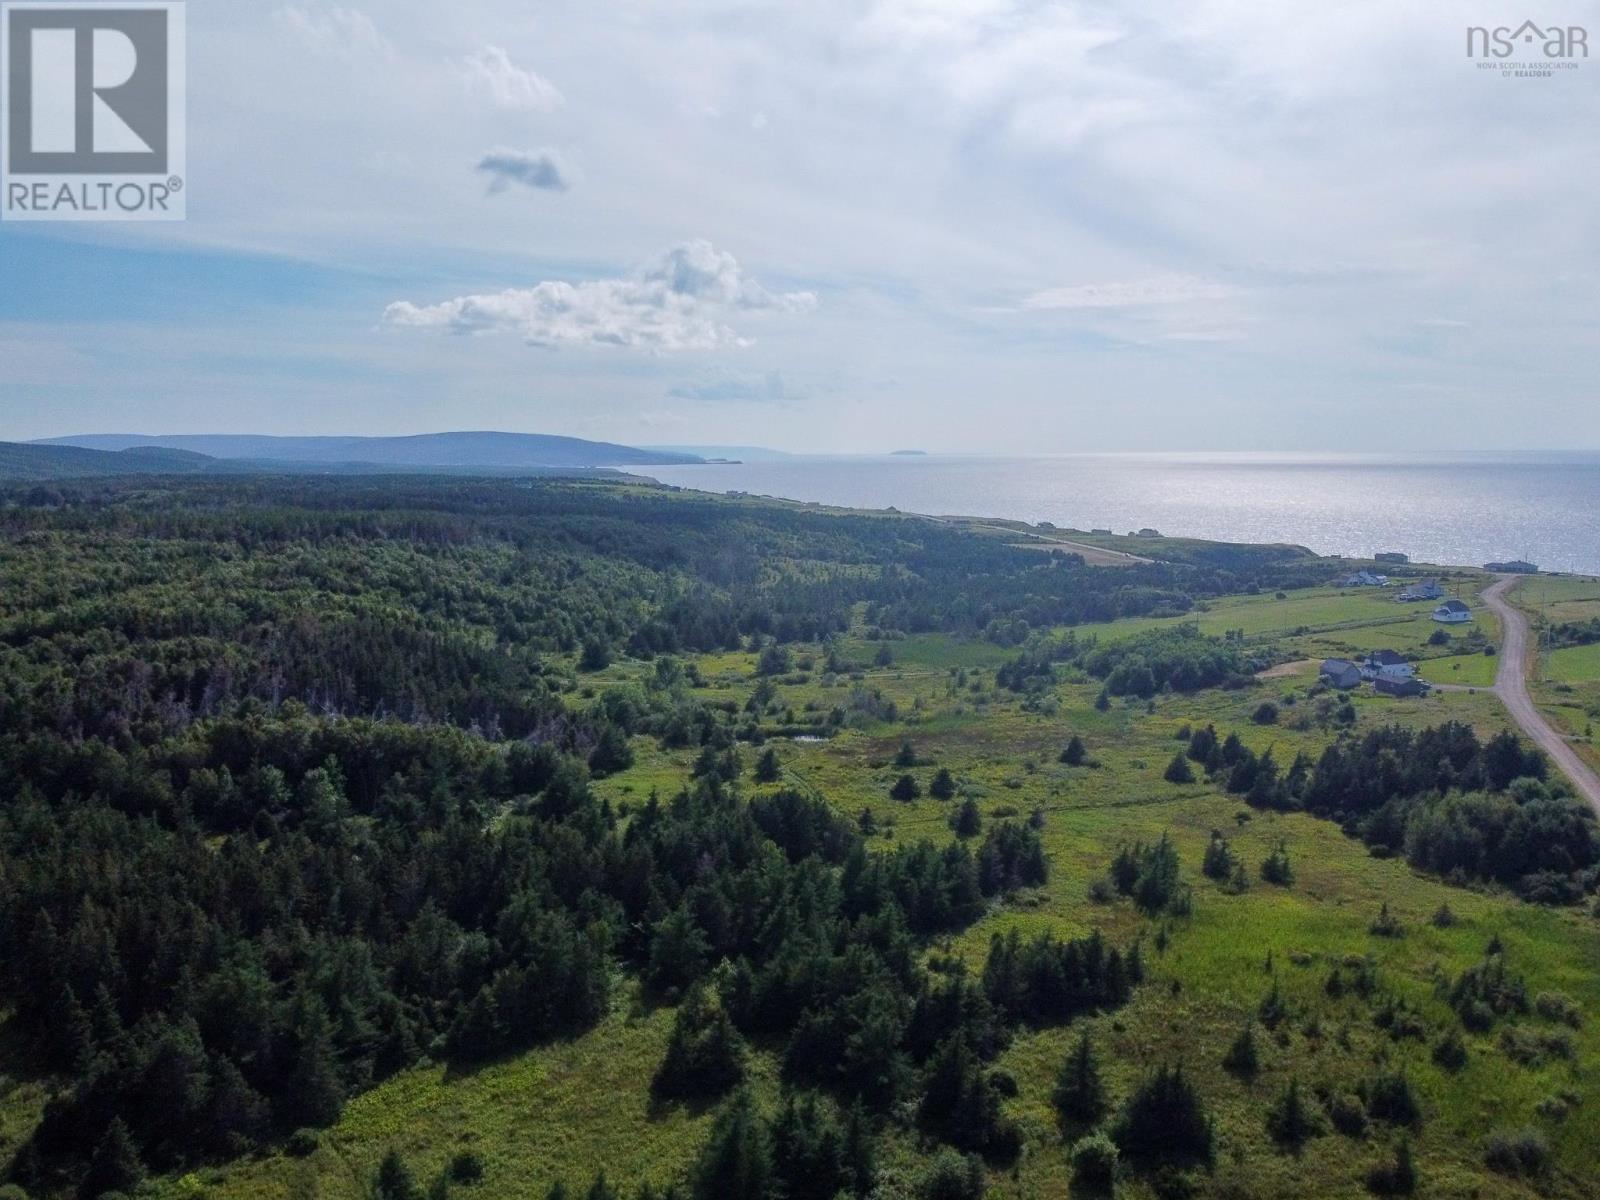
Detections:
0,441,216,480
0,476,1594,1200
36,431,705,469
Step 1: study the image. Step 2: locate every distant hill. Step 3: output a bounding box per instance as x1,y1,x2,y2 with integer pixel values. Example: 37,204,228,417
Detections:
0,442,218,481
36,432,705,470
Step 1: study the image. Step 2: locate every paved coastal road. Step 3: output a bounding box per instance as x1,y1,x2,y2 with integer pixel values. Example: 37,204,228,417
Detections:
1481,575,1600,817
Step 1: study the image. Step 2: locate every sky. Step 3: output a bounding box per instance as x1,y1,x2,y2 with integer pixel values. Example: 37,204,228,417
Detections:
3,0,1598,453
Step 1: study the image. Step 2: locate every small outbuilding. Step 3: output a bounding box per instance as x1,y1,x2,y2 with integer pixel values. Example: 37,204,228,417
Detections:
1433,599,1473,624
1374,676,1429,698
1320,658,1363,689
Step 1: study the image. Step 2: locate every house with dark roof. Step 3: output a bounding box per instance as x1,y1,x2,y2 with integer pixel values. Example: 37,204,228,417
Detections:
1397,579,1443,603
1433,599,1473,624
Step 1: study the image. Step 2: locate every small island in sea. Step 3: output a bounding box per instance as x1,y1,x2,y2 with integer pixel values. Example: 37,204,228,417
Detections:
889,448,927,456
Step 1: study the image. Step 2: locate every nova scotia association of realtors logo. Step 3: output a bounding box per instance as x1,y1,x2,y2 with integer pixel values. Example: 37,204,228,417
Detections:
1,1,185,220
1467,19,1588,78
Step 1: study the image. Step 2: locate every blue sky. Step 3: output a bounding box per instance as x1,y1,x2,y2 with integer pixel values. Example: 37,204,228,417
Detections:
3,0,1598,451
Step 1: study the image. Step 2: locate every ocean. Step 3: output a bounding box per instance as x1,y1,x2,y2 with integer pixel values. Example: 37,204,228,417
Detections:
644,452,1600,576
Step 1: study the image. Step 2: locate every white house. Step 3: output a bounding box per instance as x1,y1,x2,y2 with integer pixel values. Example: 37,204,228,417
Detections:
1433,599,1473,624
1362,650,1416,681
1338,570,1388,588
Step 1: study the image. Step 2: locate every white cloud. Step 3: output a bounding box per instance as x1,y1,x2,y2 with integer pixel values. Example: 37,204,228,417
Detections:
274,4,390,58
477,148,572,194
384,240,817,351
1022,275,1239,311
461,45,563,111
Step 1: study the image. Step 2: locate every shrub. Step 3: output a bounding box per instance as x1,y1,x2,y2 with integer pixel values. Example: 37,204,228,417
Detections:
1061,736,1087,766
1361,1072,1421,1128
286,1128,322,1158
1266,1077,1327,1150
450,1150,486,1183
1431,1029,1468,1072
919,1149,985,1200
1327,1092,1369,1138
1533,990,1583,1028
1483,1127,1550,1177
1365,1136,1417,1195
1069,1132,1119,1190
1368,903,1403,938
1252,702,1280,725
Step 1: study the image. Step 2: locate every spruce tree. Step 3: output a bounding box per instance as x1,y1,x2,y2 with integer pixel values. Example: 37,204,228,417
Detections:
1266,1076,1326,1150
754,747,781,783
1052,1030,1107,1127
1060,735,1087,765
929,768,957,800
373,1150,424,1200
1164,752,1195,784
692,1090,772,1200
82,1117,145,1198
1222,1021,1261,1079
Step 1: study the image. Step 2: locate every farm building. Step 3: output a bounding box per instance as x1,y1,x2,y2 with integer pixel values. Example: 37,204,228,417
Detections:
1374,676,1429,698
1320,658,1363,689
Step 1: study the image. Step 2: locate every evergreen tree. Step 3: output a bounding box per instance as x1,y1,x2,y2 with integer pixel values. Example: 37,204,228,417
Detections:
692,1090,773,1200
373,1149,424,1200
1060,736,1087,766
949,799,982,839
588,723,634,777
895,739,918,767
648,907,709,994
1052,1030,1107,1128
754,747,781,783
1164,752,1195,784
929,768,958,801
1266,1077,1326,1150
82,1117,145,1198
1112,1065,1215,1168
1260,839,1294,886
889,774,921,802
1222,1021,1261,1079
1202,833,1235,881
653,990,745,1100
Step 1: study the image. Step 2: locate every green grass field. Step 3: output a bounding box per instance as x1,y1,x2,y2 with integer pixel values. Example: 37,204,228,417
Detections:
144,588,1600,1200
